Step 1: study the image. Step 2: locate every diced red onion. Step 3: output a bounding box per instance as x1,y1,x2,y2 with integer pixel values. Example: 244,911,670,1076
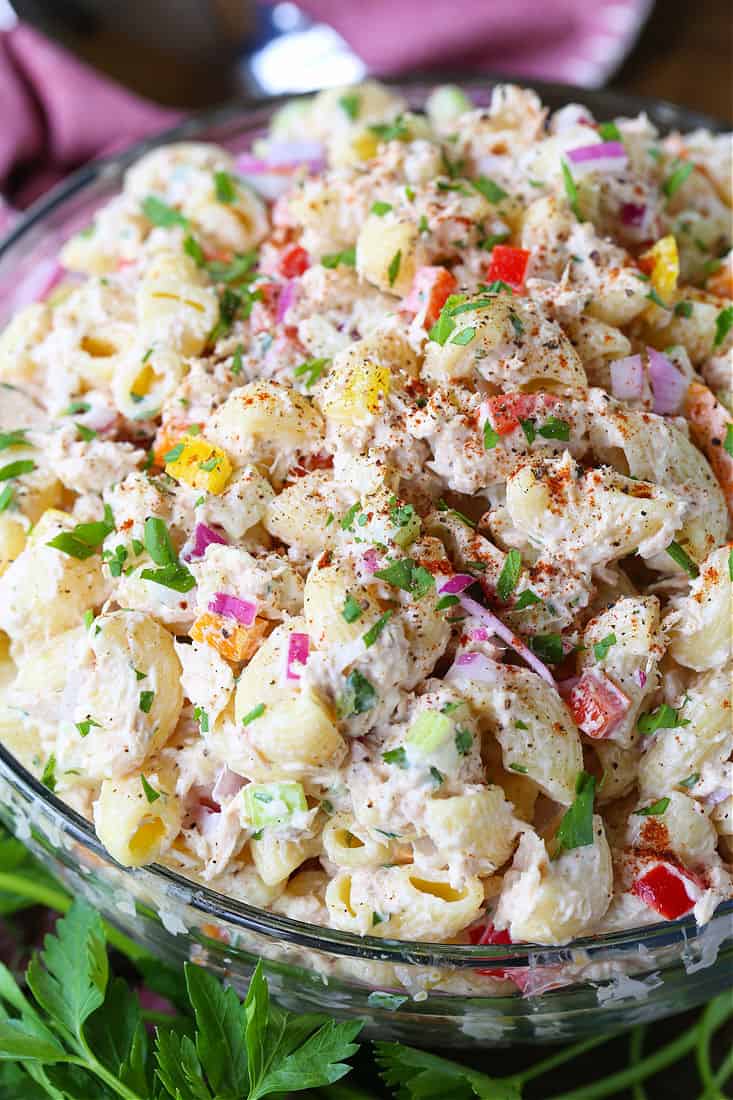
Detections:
448,651,501,684
276,279,297,323
184,522,228,561
556,675,580,699
264,141,326,172
621,202,647,227
212,766,246,803
362,549,380,574
458,595,556,686
438,573,475,595
647,347,688,415
208,593,257,626
610,354,644,400
285,632,310,682
566,141,628,176
637,668,647,689
471,628,489,642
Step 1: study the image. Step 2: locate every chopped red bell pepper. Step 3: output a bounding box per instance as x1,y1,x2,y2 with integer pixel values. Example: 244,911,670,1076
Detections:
401,265,458,328
631,863,696,920
484,392,559,435
567,671,630,739
278,244,310,278
468,922,512,946
486,245,531,293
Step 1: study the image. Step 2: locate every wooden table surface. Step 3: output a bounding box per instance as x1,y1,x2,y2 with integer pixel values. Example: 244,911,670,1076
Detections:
613,0,733,123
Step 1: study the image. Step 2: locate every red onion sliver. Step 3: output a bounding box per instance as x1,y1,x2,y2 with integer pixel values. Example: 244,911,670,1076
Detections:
610,354,644,400
276,279,297,323
458,595,556,686
470,628,489,642
647,347,688,415
285,632,310,682
212,766,246,803
566,141,628,176
185,522,228,561
439,573,475,595
362,549,380,574
208,593,257,626
637,668,647,689
621,202,647,227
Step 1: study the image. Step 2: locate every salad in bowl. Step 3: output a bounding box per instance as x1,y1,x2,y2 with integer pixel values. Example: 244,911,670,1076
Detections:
0,79,730,963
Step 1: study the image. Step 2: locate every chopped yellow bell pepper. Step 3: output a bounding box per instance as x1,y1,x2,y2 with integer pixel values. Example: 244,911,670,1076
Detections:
165,435,232,495
640,235,679,300
321,360,391,424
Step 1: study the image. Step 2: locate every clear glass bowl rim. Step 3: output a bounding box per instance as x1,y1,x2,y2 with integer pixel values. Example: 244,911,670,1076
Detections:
1,74,730,971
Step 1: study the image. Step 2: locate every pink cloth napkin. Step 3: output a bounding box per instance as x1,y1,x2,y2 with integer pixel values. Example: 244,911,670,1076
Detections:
297,0,652,88
0,23,179,227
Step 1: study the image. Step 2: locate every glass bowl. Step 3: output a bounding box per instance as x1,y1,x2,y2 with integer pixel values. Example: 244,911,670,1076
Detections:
0,77,730,1048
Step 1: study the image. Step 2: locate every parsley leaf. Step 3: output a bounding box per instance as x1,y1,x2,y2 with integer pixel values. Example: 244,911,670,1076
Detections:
363,611,393,647
342,595,363,623
338,92,360,120
561,159,582,220
337,669,376,718
483,421,500,450
214,170,237,204
387,250,402,287
496,549,522,602
554,771,596,852
450,326,476,345
666,540,699,577
662,160,694,199
242,702,266,726
714,305,733,348
371,200,392,216
294,357,330,389
598,121,622,141
454,728,472,755
138,690,155,714
514,588,541,610
382,747,408,768
529,633,563,664
0,429,30,451
321,247,356,269
635,797,670,816
0,459,35,481
374,558,435,599
471,176,508,203
46,505,115,560
141,195,188,228
724,424,733,458
538,416,570,441
638,702,688,735
593,633,617,661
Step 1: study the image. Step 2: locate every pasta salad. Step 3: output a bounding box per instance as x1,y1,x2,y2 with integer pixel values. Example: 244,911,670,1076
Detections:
0,81,731,948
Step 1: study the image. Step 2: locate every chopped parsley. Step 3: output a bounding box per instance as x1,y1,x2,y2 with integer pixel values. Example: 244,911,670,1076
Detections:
509,311,524,339
198,457,219,472
483,421,500,450
471,176,508,204
371,201,392,216
294,357,330,389
514,720,529,730
374,558,435,599
183,234,205,266
529,633,563,664
514,589,542,610
520,419,536,445
231,343,243,375
724,424,733,458
714,306,733,348
454,728,472,755
75,717,101,738
646,287,669,310
75,423,97,442
598,121,622,141
340,502,361,530
242,703,266,726
509,763,528,774
0,459,35,481
429,767,444,787
321,247,356,269
40,755,57,792
143,516,177,566
163,442,185,463
435,594,459,611
593,633,617,661
554,771,596,852
368,117,410,142
679,772,700,790
338,92,360,120
337,669,376,718
342,595,363,623
208,287,247,344
662,160,694,199
363,612,393,647
561,160,582,221
141,195,188,228
140,775,161,803
62,400,91,416
666,540,699,578
194,706,209,733
634,797,670,817
0,429,30,451
674,300,693,318
418,215,429,234
46,504,115,560
382,747,408,768
638,702,689,735
496,549,522,602
139,690,155,714
480,231,511,251
450,326,476,345
387,250,402,287
538,416,570,441
214,170,237,204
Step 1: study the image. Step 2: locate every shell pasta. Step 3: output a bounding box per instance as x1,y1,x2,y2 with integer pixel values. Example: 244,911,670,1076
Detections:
0,81,730,949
